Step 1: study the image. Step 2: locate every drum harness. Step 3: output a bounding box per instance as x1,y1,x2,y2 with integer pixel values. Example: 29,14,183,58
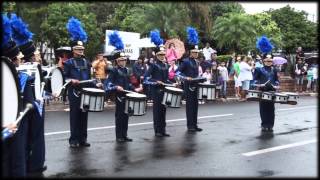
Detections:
71,58,89,98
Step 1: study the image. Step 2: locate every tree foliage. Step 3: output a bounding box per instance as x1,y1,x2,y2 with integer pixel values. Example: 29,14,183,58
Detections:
212,13,256,54
41,2,102,60
267,5,318,53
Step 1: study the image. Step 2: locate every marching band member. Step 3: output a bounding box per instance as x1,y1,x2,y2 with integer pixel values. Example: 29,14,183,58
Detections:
104,31,142,142
10,13,48,174
104,52,142,142
254,36,279,132
175,27,203,132
144,30,174,137
10,14,47,174
64,17,102,148
2,14,34,177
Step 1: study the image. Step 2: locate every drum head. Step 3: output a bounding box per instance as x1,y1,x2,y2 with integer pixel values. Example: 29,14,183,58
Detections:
1,57,21,127
82,88,105,93
51,67,64,94
165,86,183,92
126,93,146,98
34,66,42,100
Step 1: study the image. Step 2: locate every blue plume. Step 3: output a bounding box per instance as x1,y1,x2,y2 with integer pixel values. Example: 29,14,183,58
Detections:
10,13,33,46
186,26,198,45
108,31,124,50
2,14,12,47
150,29,163,47
66,17,88,43
256,35,274,54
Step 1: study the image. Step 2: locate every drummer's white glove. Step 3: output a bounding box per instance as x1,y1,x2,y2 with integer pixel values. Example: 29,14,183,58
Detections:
4,122,18,133
173,83,179,87
96,83,103,88
116,86,124,92
156,81,164,85
134,87,143,92
71,79,80,85
272,85,280,90
186,77,192,81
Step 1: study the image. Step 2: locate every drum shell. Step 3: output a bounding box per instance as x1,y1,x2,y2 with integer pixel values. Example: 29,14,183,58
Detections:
246,90,261,101
274,93,288,103
284,93,299,105
198,83,216,100
162,87,183,108
261,92,274,102
80,88,105,112
124,94,147,116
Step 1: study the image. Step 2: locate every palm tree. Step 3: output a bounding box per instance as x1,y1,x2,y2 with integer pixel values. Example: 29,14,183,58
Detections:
141,2,191,39
212,13,257,54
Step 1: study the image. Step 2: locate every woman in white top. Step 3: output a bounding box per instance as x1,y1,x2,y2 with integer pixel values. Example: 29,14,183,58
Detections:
238,56,253,101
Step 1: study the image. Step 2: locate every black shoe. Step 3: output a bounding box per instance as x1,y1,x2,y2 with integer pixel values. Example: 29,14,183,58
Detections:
80,142,91,147
70,143,80,148
28,165,47,174
195,127,203,132
116,138,126,142
162,133,170,137
155,133,164,137
267,127,273,132
261,127,268,132
124,137,133,142
188,128,197,132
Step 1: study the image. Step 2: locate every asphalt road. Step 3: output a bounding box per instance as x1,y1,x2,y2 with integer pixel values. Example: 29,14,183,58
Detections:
42,96,318,177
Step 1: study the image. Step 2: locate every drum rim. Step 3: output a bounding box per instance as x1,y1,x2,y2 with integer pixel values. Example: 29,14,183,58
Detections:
126,93,147,99
164,86,184,93
198,83,216,87
2,56,23,125
81,88,106,96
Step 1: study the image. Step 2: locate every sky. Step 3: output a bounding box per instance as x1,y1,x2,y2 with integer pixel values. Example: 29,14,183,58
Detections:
239,2,318,22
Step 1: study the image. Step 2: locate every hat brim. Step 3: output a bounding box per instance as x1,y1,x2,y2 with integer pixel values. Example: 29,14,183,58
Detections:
73,45,85,50
191,49,200,53
156,51,166,55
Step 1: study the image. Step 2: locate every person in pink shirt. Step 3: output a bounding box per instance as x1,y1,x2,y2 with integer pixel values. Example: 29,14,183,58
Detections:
166,43,178,63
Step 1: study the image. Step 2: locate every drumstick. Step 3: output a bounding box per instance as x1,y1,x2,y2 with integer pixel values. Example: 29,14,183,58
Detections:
2,103,34,140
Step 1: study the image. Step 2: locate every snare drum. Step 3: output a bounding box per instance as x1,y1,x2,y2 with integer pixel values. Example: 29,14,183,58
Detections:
198,83,216,100
80,88,105,112
162,87,183,108
283,92,299,105
261,91,274,102
246,90,262,101
125,93,147,116
274,93,288,103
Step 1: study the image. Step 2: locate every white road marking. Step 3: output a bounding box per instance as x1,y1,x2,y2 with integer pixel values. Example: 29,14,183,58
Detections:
277,105,317,111
242,139,317,157
45,113,233,136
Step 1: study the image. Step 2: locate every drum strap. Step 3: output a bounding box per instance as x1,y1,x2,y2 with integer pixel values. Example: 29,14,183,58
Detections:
72,58,88,80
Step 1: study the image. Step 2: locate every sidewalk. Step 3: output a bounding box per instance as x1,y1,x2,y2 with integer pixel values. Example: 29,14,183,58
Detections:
45,92,317,112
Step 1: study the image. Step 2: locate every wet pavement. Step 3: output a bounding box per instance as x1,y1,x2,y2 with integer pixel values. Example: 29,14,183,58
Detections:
42,96,317,177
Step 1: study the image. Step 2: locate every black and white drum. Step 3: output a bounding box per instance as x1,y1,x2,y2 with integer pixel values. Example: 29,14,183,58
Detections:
283,92,299,105
198,83,216,100
261,91,274,102
125,93,147,116
80,88,105,112
246,90,262,101
17,63,42,100
162,87,183,108
43,67,65,95
274,93,288,103
1,57,22,128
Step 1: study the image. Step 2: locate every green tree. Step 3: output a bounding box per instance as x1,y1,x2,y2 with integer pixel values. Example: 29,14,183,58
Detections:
267,5,318,53
248,12,283,55
211,13,256,54
41,2,102,60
